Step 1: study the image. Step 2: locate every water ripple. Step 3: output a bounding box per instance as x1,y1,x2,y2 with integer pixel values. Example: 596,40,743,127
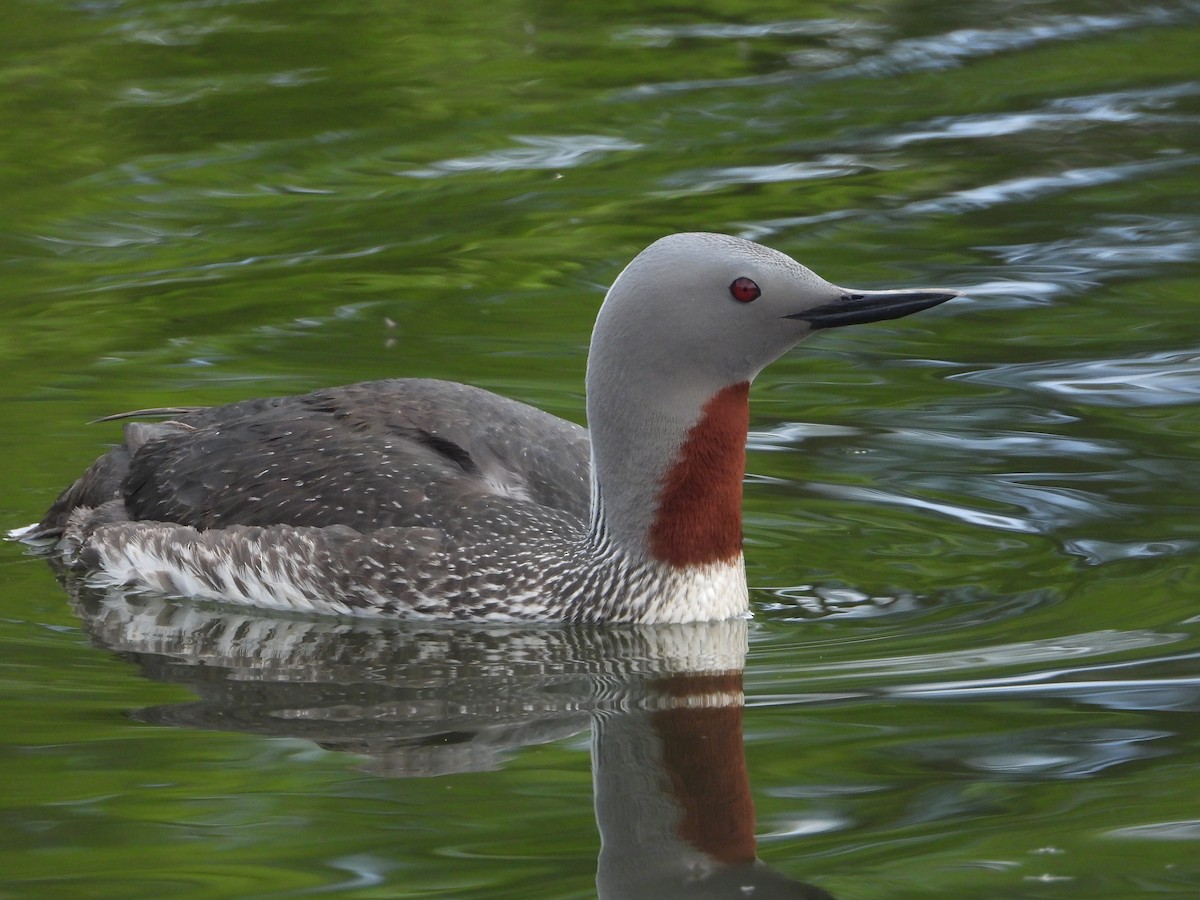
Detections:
834,8,1188,81
114,13,283,47
987,214,1200,273
902,156,1200,217
401,135,642,178
617,5,1196,99
1065,538,1200,565
660,156,872,194
924,727,1167,779
893,675,1200,714
884,82,1200,148
810,629,1183,679
748,421,861,450
1109,820,1200,840
881,427,1122,460
809,482,1037,534
958,349,1200,408
614,18,882,46
44,244,389,294
115,70,323,107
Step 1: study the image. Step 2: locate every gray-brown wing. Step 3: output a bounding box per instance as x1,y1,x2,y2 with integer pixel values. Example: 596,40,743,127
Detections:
37,378,591,536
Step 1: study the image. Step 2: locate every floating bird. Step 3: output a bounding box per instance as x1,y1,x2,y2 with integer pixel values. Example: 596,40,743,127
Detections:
16,233,957,623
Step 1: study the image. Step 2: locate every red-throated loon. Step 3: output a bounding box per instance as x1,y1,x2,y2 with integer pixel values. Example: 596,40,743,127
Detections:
14,233,957,623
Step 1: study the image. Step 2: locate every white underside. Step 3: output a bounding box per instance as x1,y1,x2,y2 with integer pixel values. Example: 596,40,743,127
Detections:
628,557,750,625
77,521,750,624
83,526,386,618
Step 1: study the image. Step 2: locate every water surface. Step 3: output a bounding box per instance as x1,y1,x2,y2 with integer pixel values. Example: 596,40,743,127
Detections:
3,0,1200,897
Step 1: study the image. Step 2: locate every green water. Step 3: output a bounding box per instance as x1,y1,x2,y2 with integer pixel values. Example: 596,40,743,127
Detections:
3,0,1200,896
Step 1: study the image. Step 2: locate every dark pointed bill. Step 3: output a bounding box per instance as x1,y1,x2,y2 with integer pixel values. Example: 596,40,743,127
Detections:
788,289,960,329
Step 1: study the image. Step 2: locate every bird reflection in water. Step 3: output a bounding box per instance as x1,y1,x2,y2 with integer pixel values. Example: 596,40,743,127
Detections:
64,577,834,899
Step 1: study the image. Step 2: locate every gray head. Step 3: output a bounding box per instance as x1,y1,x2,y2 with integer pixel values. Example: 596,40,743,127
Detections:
588,232,957,398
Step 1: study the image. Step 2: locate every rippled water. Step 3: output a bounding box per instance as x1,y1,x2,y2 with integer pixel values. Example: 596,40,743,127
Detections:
3,0,1200,897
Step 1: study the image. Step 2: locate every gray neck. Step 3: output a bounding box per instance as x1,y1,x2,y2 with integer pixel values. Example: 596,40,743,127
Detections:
584,346,717,558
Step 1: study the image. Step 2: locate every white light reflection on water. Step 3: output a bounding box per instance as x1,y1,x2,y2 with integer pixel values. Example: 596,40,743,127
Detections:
902,157,1200,217
401,135,643,178
616,5,1195,97
787,630,1184,680
958,350,1200,408
884,82,1200,147
1109,820,1200,840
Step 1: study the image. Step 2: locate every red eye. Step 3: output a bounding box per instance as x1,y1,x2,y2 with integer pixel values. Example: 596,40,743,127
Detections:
729,277,760,303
